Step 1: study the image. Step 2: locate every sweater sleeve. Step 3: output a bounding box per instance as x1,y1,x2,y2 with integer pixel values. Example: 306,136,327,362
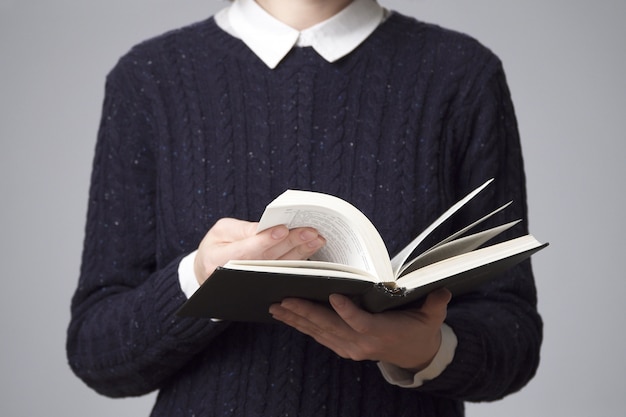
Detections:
66,59,229,398
419,55,543,401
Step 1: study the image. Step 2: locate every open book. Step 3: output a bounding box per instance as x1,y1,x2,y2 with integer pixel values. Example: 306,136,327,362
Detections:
178,179,547,322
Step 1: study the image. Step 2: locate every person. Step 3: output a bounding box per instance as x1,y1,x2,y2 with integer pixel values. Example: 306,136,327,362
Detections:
66,0,543,416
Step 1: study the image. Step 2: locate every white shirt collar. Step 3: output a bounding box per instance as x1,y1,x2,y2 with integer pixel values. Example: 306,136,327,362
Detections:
214,0,386,69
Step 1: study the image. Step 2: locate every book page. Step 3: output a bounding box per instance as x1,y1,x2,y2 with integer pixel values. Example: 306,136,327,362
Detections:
260,207,375,273
390,178,494,276
397,220,520,276
422,201,513,252
397,235,545,289
257,190,393,281
225,259,380,283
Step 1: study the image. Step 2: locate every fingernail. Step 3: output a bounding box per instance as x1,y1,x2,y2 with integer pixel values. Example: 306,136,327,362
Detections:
307,238,323,249
268,304,280,316
272,227,288,239
300,230,316,241
329,294,345,308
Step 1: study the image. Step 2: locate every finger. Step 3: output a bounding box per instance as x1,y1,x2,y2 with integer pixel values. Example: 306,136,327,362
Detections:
195,221,291,282
276,297,390,363
262,228,325,260
209,218,260,241
270,301,356,360
221,225,292,260
328,294,374,334
419,288,452,322
270,298,345,338
270,300,328,342
272,298,336,326
276,235,326,260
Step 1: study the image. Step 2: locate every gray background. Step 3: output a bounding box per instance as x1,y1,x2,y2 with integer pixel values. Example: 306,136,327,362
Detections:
1,0,624,415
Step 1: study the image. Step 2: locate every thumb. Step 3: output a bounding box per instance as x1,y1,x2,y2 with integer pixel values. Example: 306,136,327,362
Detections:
420,288,452,319
211,218,259,241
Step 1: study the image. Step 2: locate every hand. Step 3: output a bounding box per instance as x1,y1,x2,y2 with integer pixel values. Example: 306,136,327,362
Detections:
194,218,326,285
269,288,451,372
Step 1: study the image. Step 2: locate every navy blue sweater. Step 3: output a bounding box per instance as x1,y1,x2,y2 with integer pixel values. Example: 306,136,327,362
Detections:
67,12,542,417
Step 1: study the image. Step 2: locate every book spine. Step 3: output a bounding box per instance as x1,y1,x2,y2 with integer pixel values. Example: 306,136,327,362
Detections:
360,284,411,313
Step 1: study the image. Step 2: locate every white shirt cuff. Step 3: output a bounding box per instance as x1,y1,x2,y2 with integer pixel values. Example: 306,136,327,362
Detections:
377,323,457,388
178,250,200,299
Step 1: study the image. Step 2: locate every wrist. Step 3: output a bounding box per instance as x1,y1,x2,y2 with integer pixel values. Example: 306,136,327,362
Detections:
404,326,443,373
193,252,217,285
377,324,457,388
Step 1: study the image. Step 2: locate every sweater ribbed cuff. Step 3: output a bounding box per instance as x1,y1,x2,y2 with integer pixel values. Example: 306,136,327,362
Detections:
150,255,227,345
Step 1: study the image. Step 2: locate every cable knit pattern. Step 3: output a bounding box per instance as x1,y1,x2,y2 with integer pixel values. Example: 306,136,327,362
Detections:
67,12,542,417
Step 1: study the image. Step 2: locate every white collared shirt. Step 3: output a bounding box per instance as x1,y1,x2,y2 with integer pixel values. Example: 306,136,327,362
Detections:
214,0,387,68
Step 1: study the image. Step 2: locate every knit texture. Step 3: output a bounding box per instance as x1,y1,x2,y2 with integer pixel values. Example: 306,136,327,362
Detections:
67,12,542,417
